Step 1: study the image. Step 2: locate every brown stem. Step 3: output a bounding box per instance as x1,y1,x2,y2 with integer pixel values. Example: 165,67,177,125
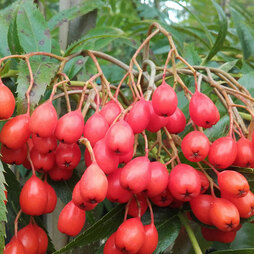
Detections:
79,138,95,163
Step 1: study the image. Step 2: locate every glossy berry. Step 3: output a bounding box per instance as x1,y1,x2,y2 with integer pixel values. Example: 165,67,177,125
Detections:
146,161,169,197
19,175,48,216
190,194,214,225
4,236,26,254
115,217,145,253
17,224,39,254
58,200,86,236
1,144,27,165
83,112,109,147
106,168,132,203
168,164,201,201
209,198,240,231
208,136,237,169
126,98,150,134
146,101,168,132
197,171,209,194
93,138,119,174
55,109,84,143
128,194,148,217
150,189,173,207
0,81,15,120
104,233,122,254
218,170,249,198
189,91,220,128
118,149,133,164
138,223,158,254
105,120,134,155
100,100,121,126
33,224,48,254
152,81,178,117
181,131,210,162
80,162,108,204
0,114,30,149
30,101,57,137
48,166,73,181
120,156,151,194
55,142,81,170
44,181,57,214
32,134,57,154
201,227,237,243
166,107,186,134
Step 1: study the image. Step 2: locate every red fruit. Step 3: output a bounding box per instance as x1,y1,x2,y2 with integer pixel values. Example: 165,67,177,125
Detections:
100,100,121,126
190,194,214,225
222,191,254,218
120,156,151,194
4,189,7,205
166,107,186,134
80,162,108,204
105,120,134,155
55,142,81,170
150,189,173,207
32,134,57,154
104,233,122,254
118,149,133,164
55,109,84,143
126,99,150,134
83,112,109,147
218,170,249,198
33,225,48,254
0,81,15,120
197,171,209,194
30,148,55,172
30,101,57,137
4,236,26,254
146,161,169,197
168,164,201,201
58,200,86,236
152,81,178,117
19,175,48,216
128,194,148,217
209,198,240,231
181,131,210,162
44,181,57,214
48,166,73,181
1,144,27,165
138,223,158,254
189,91,220,128
0,114,30,149
115,218,145,253
201,227,237,243
106,168,132,203
17,224,39,254
234,137,254,167
93,138,119,174
146,101,168,132
208,136,237,169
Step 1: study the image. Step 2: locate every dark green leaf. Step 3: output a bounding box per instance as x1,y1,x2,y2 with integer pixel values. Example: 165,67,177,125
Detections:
16,1,51,53
183,43,202,66
48,0,105,31
16,60,59,114
238,72,254,97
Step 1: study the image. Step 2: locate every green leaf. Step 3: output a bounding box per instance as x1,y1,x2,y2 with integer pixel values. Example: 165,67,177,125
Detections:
183,43,202,66
213,249,254,254
48,0,105,31
16,60,59,114
203,0,228,64
238,72,254,97
0,161,6,252
16,1,51,53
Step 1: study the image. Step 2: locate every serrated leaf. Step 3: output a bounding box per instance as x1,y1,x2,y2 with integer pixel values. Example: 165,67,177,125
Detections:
16,60,59,114
16,1,51,53
48,0,105,31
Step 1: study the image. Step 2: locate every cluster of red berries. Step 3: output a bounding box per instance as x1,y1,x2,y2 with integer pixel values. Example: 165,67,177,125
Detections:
1,65,254,253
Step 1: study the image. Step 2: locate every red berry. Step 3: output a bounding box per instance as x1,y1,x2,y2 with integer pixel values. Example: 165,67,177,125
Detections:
0,81,15,120
33,224,48,254
44,181,57,214
208,136,237,169
48,166,73,181
0,114,30,149
166,107,186,134
83,112,109,147
152,81,177,117
197,171,209,194
128,194,148,217
189,91,219,128
58,200,86,236
4,236,26,254
201,227,237,243
32,134,57,154
1,144,27,165
100,100,121,126
55,109,84,143
30,101,57,137
150,189,173,207
115,218,145,253
19,175,48,216
103,233,122,254
168,164,201,201
181,131,210,162
118,149,133,164
120,156,151,194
